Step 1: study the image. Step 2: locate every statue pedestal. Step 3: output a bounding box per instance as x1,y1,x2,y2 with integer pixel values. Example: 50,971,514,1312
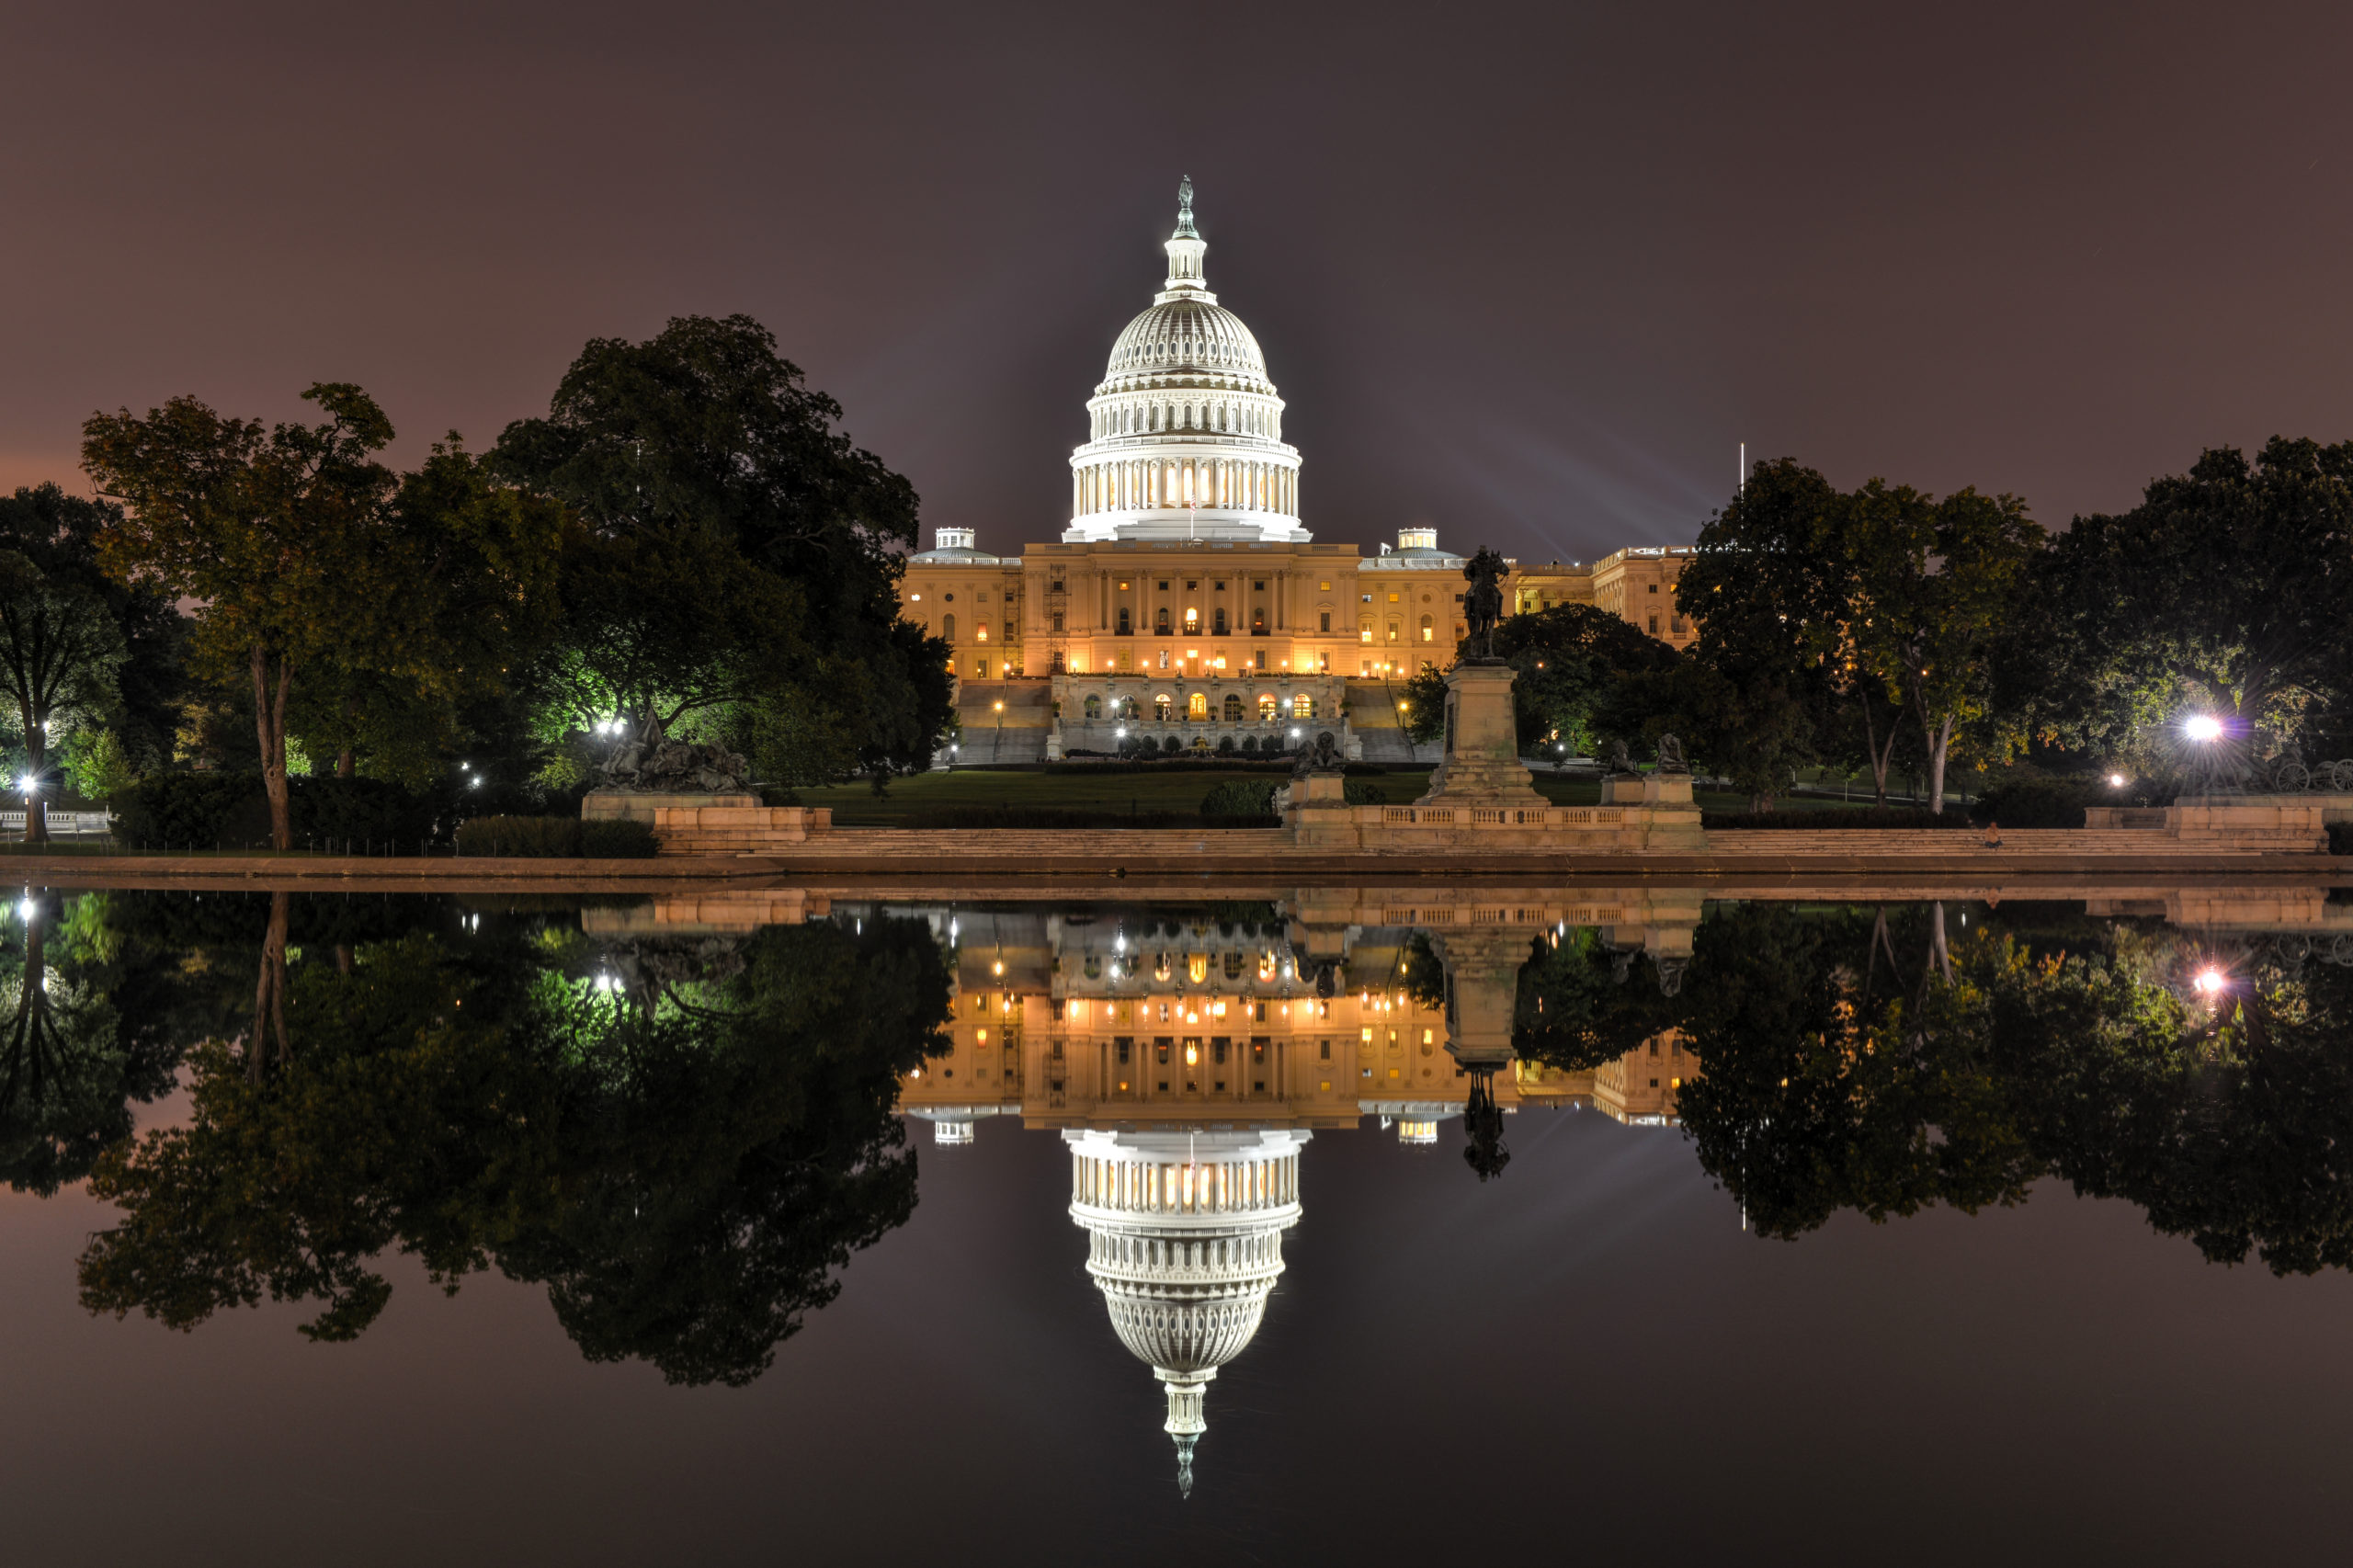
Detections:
582,790,830,855
583,790,760,823
1415,664,1542,806
1281,771,1360,849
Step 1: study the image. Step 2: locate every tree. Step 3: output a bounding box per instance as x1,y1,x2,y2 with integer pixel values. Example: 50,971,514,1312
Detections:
82,385,399,847
1669,462,1864,805
2039,437,2353,759
1494,603,1677,757
0,484,187,778
492,315,952,781
0,551,127,839
1847,482,2043,813
289,440,566,786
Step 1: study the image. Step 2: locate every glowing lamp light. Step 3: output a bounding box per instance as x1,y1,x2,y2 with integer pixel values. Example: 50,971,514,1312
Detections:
14,777,32,794
16,899,33,923
2109,773,2127,788
2193,966,2229,997
2185,714,2225,743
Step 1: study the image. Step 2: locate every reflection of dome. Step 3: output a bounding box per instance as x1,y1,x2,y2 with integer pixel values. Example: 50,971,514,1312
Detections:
1064,178,1305,545
1066,1128,1309,1497
904,1106,1013,1146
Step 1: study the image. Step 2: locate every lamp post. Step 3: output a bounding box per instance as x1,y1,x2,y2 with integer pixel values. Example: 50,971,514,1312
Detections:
993,699,1005,761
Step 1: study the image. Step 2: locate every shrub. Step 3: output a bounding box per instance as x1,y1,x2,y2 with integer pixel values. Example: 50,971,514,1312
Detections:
1703,806,1970,830
1200,778,1279,819
897,805,1211,830
455,815,580,857
296,776,435,846
578,819,659,858
1342,777,1384,806
455,815,655,858
111,772,451,850
1968,776,2103,829
111,774,271,847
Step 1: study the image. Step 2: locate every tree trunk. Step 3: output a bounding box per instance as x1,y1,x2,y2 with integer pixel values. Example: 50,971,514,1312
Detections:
336,749,354,779
252,645,294,851
19,718,43,845
1861,691,1903,806
1923,710,1954,816
248,891,290,1081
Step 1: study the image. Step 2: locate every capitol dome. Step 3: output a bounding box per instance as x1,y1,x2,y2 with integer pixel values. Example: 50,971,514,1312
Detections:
1066,1127,1309,1497
1103,297,1271,388
1063,178,1306,544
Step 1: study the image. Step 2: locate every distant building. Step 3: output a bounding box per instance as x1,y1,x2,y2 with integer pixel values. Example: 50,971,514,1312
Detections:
896,182,1700,764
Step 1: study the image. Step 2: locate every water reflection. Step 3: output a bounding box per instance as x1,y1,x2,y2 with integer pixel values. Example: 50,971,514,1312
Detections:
70,892,953,1383
4,878,2350,1496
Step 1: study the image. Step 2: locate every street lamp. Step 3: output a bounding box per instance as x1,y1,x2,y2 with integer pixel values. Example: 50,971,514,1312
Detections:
2185,714,2224,743
2193,965,2229,998
2108,773,2127,788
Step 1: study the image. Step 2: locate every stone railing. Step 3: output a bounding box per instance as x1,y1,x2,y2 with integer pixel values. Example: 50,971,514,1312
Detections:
1375,804,1625,828
0,811,111,834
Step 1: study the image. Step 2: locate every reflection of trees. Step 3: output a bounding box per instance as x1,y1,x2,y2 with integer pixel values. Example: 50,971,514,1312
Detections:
80,911,952,1384
1667,902,2353,1275
0,892,182,1196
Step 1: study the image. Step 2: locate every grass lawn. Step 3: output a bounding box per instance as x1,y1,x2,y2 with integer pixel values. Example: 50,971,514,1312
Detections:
798,765,1790,824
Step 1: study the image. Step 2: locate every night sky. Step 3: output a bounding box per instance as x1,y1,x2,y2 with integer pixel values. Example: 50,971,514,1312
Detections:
6,2,2351,562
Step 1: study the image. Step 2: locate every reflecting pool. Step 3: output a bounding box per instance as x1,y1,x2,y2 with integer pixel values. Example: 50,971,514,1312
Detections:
4,881,2352,1563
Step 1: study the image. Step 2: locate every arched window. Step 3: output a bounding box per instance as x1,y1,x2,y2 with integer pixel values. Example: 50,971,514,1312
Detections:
1258,693,1278,721
977,620,989,642
1155,695,1172,722
1292,694,1315,720
1213,608,1228,635
1188,692,1209,720
1155,607,1172,635
1387,619,1401,642
1084,695,1102,719
1222,694,1244,722
1419,615,1433,642
1116,607,1131,634
1184,608,1200,633
1358,619,1372,644
942,613,956,642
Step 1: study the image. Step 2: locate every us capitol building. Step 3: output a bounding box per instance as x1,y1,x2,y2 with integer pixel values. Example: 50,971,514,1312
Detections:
898,179,1699,762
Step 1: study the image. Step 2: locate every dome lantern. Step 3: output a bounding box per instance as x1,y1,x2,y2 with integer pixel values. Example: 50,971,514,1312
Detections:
1063,181,1307,544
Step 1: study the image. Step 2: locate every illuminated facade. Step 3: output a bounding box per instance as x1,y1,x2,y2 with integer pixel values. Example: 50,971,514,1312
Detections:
895,183,1703,762
891,903,1691,1494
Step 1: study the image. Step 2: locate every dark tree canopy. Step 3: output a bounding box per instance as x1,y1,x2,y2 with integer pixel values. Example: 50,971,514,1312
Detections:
0,483,187,779
492,314,952,781
2038,437,2353,756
